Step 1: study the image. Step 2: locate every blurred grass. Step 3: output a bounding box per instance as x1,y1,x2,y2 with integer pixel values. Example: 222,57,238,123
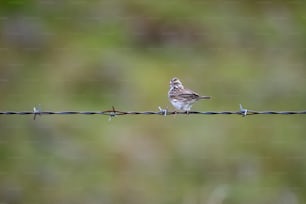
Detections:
1,0,306,203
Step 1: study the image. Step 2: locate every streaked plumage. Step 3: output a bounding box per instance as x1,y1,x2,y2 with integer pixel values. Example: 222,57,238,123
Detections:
168,77,211,111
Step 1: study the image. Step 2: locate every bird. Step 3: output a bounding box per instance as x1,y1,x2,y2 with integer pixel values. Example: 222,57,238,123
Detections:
168,77,211,112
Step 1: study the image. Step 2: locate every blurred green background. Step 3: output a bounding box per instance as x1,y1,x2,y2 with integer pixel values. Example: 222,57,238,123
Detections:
1,0,306,203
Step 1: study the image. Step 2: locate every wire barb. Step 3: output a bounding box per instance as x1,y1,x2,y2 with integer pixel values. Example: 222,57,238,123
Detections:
33,105,41,120
158,106,168,116
239,104,248,117
108,106,117,121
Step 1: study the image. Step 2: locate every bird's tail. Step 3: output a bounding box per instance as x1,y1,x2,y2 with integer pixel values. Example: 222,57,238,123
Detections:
199,96,211,99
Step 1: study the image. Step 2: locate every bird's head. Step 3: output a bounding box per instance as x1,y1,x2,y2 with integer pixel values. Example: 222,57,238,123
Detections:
170,77,184,89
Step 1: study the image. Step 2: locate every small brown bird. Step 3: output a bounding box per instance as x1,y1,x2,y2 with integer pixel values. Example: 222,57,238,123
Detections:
168,77,211,111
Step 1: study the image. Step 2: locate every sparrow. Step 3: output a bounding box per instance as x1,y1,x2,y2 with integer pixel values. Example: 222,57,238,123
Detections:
168,77,211,111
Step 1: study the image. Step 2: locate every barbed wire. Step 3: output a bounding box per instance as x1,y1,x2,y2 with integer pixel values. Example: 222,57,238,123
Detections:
0,105,305,120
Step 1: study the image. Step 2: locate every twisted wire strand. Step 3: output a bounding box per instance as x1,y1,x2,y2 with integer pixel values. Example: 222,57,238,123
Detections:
1,111,306,115
0,105,305,120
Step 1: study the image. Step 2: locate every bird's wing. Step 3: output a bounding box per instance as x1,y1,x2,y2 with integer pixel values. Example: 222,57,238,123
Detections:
178,88,200,99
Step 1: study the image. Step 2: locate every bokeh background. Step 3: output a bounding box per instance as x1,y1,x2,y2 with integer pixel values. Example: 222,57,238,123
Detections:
1,0,306,203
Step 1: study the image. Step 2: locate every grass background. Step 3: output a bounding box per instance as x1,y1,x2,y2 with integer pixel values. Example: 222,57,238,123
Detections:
0,0,306,203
